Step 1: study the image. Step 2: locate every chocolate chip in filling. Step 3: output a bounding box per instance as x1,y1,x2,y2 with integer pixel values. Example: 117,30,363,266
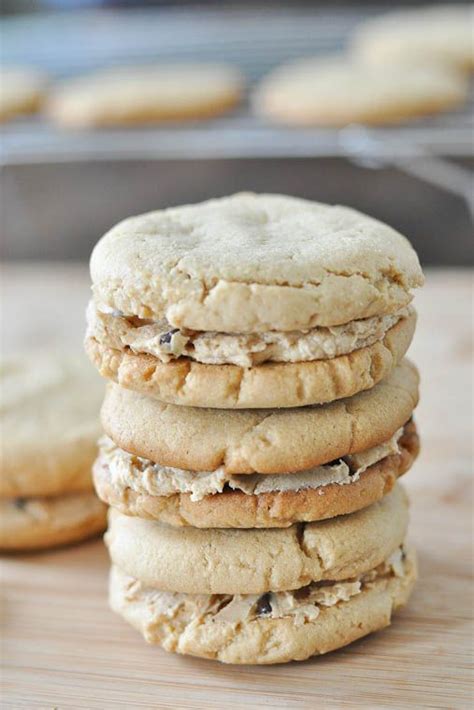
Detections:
13,497,27,510
255,593,272,617
159,329,180,346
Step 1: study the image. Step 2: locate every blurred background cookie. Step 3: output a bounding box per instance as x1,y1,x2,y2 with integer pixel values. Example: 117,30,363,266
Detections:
253,56,468,126
0,352,106,550
46,64,244,128
352,4,474,72
0,67,47,122
0,493,106,551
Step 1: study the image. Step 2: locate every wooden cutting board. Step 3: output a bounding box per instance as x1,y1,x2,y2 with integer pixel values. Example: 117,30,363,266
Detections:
1,266,472,709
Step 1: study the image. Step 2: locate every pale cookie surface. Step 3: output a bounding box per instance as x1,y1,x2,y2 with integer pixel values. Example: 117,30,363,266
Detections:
0,67,47,122
90,193,423,333
85,306,415,409
352,5,474,72
110,545,416,664
0,492,107,551
105,485,409,595
47,64,243,127
0,352,104,498
254,57,467,126
94,421,418,528
101,359,419,474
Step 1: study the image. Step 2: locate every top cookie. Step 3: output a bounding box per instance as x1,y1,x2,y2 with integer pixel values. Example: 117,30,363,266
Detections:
352,4,474,72
90,193,423,333
0,351,104,498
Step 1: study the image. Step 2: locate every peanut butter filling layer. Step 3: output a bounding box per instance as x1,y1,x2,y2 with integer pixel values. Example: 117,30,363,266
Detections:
87,301,412,368
95,427,404,503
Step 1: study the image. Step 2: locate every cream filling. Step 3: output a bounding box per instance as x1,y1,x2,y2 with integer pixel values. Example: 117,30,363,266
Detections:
87,301,412,367
117,546,408,627
97,428,403,503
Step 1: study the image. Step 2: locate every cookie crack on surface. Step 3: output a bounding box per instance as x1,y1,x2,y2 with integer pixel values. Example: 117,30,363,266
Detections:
341,401,357,454
225,410,276,469
140,359,159,383
294,367,306,403
174,361,193,394
216,623,243,661
295,523,311,558
265,540,288,582
198,277,221,304
245,412,279,450
296,524,326,573
163,266,407,293
231,367,245,407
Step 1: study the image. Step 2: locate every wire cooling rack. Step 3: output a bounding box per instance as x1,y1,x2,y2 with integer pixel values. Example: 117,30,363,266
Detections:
1,5,473,163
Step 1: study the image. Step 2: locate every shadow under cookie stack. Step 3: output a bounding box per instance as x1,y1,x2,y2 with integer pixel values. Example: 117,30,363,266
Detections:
86,193,423,665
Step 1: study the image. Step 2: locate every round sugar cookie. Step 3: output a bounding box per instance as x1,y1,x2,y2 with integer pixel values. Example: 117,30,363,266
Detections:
90,193,423,333
101,359,419,474
109,545,417,664
0,492,107,551
253,57,467,126
47,64,243,128
105,485,409,595
0,352,104,498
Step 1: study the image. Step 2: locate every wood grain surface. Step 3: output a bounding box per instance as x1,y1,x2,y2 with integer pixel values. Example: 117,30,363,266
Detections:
1,265,472,709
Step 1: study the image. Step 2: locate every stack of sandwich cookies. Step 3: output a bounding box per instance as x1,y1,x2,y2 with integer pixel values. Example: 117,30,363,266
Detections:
0,353,107,551
86,193,423,663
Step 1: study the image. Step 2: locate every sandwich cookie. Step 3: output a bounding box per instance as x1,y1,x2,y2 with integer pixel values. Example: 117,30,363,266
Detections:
110,544,416,664
0,352,107,550
46,64,243,128
352,4,474,73
95,361,419,527
107,487,416,663
0,67,47,122
253,57,467,127
94,422,418,529
86,193,423,408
